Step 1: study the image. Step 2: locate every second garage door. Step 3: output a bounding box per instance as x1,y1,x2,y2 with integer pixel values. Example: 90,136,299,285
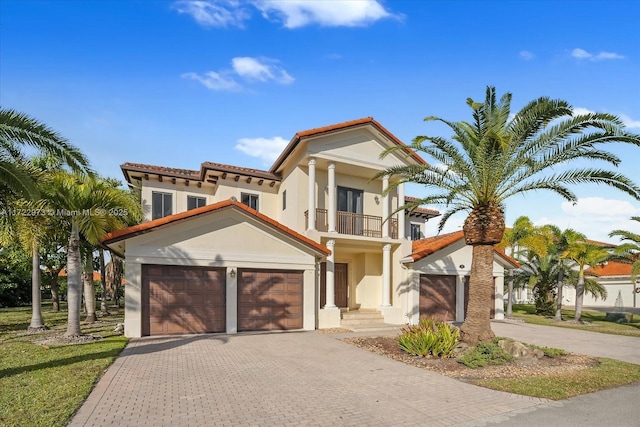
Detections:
238,269,303,331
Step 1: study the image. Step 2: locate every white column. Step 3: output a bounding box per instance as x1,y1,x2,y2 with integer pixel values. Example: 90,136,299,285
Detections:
325,240,336,308
328,163,336,233
381,243,391,307
382,175,389,238
397,182,405,239
307,158,316,231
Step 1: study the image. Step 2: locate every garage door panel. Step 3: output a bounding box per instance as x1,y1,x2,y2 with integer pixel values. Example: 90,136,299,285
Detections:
420,275,457,321
238,269,303,331
142,265,226,336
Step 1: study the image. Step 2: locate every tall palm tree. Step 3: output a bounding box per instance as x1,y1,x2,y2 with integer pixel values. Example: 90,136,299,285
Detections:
562,241,610,322
609,217,640,283
0,108,90,201
377,86,640,344
46,173,142,336
547,226,585,320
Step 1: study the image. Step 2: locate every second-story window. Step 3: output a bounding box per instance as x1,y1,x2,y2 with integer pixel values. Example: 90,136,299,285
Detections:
411,223,422,241
337,186,363,214
187,196,206,210
152,192,172,220
241,193,259,211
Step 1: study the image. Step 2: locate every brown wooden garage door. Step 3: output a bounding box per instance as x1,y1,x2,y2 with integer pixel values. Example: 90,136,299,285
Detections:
419,275,457,321
238,269,303,331
141,265,226,336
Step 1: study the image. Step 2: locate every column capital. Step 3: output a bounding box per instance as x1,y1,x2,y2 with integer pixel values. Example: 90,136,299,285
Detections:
382,243,392,251
327,162,336,170
308,157,316,166
326,239,336,248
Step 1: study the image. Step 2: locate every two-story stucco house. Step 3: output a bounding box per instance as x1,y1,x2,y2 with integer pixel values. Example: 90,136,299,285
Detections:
103,118,517,337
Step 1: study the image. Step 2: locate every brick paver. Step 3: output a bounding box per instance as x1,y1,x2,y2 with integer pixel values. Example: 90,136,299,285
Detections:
70,332,548,426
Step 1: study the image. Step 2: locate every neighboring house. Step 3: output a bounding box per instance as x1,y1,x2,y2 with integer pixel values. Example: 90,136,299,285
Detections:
563,261,639,309
103,117,516,337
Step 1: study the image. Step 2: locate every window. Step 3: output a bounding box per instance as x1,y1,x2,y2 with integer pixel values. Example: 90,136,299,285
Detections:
187,196,206,210
411,223,422,241
337,186,363,214
152,192,172,220
241,193,259,211
282,190,287,211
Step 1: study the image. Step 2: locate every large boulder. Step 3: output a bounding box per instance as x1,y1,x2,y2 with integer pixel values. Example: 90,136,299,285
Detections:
497,339,544,362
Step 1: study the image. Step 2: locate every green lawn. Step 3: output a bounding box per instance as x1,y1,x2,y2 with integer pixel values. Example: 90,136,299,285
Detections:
510,304,640,338
0,303,128,427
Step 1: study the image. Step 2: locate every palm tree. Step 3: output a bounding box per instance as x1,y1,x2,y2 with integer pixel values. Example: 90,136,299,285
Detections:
609,217,640,283
0,108,90,202
378,86,640,344
515,251,560,315
498,216,535,317
46,173,142,336
547,226,585,320
562,241,610,322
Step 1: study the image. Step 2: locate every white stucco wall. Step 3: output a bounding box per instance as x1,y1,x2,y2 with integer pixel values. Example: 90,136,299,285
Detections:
120,208,323,337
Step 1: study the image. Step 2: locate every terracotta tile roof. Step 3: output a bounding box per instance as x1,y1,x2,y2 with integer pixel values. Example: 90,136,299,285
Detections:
404,196,440,216
587,261,633,277
101,199,330,256
410,230,519,267
269,117,427,173
121,162,201,179
411,231,465,261
201,162,280,181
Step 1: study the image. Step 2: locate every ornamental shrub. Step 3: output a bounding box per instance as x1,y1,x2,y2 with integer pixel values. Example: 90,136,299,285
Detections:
397,318,459,358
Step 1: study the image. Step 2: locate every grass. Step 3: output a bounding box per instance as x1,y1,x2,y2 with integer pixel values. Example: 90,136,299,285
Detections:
510,304,640,338
0,302,128,427
476,358,640,400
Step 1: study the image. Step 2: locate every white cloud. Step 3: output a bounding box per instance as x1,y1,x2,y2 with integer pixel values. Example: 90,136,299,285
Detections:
253,0,398,28
619,114,640,129
519,50,534,60
173,0,251,28
572,107,595,116
571,48,625,61
182,71,243,91
231,57,294,84
183,56,293,91
234,136,288,163
533,197,640,243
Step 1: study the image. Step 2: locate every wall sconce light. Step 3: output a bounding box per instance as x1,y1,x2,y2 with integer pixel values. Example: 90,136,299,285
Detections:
229,268,236,278
459,265,465,269
374,195,380,204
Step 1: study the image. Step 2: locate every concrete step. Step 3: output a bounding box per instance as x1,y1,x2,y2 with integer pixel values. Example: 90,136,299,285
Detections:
341,312,385,320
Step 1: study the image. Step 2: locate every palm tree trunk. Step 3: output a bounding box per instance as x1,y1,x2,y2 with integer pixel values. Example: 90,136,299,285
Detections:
28,244,46,331
83,251,97,323
50,270,61,312
460,244,496,344
554,268,564,321
506,271,514,318
65,221,82,336
99,248,109,315
575,270,585,322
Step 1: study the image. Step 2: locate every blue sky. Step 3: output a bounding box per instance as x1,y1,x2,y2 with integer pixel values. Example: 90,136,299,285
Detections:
2,0,639,242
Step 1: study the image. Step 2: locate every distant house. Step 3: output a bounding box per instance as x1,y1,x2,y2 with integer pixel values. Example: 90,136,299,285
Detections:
103,118,517,337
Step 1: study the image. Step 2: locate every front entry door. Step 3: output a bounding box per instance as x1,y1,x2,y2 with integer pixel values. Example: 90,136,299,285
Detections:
320,262,348,308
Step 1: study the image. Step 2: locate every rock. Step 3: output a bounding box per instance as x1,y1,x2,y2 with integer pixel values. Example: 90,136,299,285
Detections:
497,339,544,362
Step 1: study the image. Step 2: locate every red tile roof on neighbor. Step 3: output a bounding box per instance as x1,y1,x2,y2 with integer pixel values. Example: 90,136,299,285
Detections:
588,261,633,277
59,270,126,284
269,117,428,173
410,230,519,267
101,199,330,256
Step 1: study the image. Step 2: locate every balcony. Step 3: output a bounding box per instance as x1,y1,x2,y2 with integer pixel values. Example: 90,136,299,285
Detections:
305,209,398,239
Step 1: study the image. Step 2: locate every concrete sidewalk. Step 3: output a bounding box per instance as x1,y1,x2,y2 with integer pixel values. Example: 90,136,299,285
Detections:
491,320,640,364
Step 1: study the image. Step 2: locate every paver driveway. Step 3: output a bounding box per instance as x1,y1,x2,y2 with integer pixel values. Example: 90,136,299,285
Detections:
70,331,547,426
